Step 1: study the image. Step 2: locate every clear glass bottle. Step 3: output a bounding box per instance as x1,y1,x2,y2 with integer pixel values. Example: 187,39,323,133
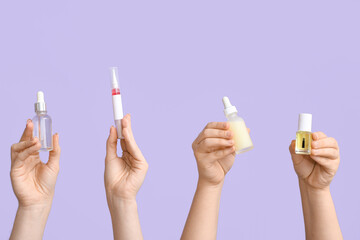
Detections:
295,113,312,155
222,96,253,154
32,91,53,151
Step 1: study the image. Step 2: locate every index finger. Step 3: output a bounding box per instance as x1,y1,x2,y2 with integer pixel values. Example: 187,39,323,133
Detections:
205,122,229,130
122,115,145,161
11,138,38,153
20,120,33,142
312,132,327,140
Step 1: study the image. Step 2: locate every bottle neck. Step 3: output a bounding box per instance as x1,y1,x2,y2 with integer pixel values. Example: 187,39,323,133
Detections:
226,112,238,120
36,110,47,115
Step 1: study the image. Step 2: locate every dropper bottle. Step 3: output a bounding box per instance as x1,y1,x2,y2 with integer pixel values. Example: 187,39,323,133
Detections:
32,91,53,151
222,96,253,154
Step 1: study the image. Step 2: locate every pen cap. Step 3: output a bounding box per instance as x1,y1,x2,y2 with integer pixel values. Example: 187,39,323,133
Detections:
110,67,120,89
298,113,312,132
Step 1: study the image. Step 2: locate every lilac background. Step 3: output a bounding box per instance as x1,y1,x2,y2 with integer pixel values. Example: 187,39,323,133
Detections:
1,0,360,239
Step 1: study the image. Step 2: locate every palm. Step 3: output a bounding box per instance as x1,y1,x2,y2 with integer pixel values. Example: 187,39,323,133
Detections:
291,154,315,179
105,115,148,200
11,151,58,207
197,153,235,185
105,152,147,200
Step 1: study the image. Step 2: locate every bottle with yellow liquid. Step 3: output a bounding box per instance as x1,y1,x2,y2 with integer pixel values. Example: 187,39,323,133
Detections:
295,113,312,155
222,96,253,154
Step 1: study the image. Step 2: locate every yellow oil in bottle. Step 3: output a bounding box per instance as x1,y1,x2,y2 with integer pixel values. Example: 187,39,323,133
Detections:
295,131,312,155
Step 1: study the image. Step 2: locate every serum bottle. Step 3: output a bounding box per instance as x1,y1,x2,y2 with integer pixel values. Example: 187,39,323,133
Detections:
32,91,53,151
295,113,312,155
222,96,253,154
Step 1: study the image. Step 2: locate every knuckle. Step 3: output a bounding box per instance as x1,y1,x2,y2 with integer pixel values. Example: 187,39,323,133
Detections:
144,162,149,170
203,129,210,137
329,137,339,148
205,122,213,129
218,130,224,137
191,142,196,150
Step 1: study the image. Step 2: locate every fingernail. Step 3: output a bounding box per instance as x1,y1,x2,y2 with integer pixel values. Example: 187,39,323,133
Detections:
226,131,231,137
26,119,31,125
312,133,317,140
229,140,234,145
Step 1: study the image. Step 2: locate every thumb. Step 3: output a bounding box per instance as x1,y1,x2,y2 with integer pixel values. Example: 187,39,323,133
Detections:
47,133,61,172
289,140,296,155
106,126,118,159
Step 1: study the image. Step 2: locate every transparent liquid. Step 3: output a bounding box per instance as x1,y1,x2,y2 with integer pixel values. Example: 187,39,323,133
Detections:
295,131,311,155
32,112,53,151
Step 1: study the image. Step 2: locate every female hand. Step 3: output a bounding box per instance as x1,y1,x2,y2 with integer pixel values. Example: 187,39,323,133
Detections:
10,120,61,208
192,122,236,187
289,131,340,190
105,114,148,202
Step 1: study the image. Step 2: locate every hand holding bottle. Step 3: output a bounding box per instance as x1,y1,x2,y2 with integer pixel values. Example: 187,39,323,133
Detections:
182,122,250,240
10,120,60,240
10,120,61,208
289,131,340,190
192,122,237,187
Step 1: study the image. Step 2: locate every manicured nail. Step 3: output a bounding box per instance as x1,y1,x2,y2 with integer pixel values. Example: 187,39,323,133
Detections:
226,131,231,137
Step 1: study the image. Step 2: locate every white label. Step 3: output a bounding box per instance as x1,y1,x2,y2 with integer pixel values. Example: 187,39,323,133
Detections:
112,94,124,120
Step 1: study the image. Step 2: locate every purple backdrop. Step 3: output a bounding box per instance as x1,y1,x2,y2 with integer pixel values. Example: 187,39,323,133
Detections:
1,0,359,239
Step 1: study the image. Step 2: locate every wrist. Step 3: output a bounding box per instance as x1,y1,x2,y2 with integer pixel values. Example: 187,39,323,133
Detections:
197,179,224,192
15,204,51,226
299,178,330,195
107,195,137,212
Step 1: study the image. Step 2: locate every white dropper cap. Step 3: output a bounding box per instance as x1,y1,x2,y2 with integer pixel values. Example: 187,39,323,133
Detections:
222,96,238,116
110,67,119,89
298,113,312,132
37,91,45,103
35,91,46,112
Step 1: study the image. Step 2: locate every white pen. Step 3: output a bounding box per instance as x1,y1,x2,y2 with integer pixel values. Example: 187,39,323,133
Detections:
110,67,124,139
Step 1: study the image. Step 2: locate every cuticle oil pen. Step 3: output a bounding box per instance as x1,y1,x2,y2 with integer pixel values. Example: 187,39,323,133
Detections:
110,67,124,139
222,96,253,154
295,113,312,155
32,91,53,151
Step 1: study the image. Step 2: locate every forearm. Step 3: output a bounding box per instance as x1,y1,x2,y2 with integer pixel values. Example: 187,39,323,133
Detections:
10,204,51,240
181,180,223,240
299,179,343,240
107,197,143,240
